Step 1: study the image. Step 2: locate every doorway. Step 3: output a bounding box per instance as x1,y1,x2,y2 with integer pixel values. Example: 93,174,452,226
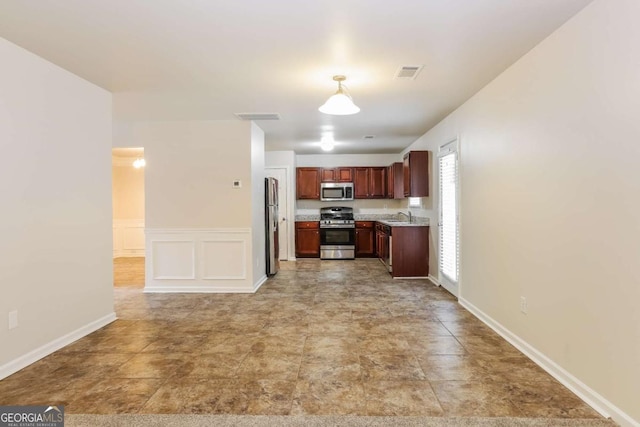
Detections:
438,140,460,297
265,167,290,261
112,147,145,287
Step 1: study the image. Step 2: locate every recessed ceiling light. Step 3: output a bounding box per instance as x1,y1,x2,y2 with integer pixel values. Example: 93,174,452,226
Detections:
320,136,335,151
234,113,281,120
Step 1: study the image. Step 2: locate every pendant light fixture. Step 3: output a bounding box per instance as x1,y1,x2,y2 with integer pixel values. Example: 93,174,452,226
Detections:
132,158,146,169
318,75,360,115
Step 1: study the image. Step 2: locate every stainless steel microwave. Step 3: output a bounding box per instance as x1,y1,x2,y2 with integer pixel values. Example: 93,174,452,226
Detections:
320,182,354,201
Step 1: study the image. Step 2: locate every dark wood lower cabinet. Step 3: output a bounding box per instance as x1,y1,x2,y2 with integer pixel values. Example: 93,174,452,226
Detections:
355,221,375,257
390,226,429,277
295,221,320,258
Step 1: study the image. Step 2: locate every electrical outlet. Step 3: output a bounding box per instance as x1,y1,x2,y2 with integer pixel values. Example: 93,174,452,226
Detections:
520,297,527,314
8,310,18,329
232,180,242,188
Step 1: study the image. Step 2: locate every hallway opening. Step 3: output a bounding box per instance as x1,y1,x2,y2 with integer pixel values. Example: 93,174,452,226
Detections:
112,147,145,288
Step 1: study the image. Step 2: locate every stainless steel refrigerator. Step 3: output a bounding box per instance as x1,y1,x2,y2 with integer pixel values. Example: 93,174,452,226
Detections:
265,177,279,276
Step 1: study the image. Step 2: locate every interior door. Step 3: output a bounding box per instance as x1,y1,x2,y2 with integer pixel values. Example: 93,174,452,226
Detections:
265,167,289,260
438,140,460,297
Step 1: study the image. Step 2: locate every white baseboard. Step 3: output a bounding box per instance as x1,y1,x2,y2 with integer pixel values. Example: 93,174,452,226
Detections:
144,286,257,294
253,275,268,292
428,274,441,287
0,312,116,380
459,297,637,427
144,275,269,294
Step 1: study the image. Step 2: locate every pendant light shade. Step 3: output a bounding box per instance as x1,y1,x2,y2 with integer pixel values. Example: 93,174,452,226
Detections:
319,75,360,115
133,158,146,168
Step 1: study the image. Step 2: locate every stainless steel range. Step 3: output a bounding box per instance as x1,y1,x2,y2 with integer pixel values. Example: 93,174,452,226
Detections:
320,207,355,260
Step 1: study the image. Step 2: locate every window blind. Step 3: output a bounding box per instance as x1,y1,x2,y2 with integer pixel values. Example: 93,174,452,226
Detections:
439,152,459,283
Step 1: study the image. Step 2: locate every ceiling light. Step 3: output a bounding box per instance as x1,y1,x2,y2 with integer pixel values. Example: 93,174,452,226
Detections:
133,158,146,169
320,136,335,152
318,75,360,116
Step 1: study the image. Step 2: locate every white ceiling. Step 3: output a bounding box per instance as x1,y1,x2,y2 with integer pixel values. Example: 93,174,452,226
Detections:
0,0,592,154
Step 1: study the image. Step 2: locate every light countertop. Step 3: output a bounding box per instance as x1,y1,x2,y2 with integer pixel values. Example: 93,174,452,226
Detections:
295,214,429,226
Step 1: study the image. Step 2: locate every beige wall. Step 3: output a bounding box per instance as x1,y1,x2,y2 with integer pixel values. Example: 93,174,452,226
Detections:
136,121,252,228
0,38,113,370
119,120,266,291
297,153,400,167
112,162,144,220
405,0,640,424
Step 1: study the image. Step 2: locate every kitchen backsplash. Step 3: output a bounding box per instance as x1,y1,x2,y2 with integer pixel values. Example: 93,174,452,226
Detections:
296,197,431,225
296,198,403,214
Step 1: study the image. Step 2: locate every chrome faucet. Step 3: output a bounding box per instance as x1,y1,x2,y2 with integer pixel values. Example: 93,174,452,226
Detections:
397,211,412,223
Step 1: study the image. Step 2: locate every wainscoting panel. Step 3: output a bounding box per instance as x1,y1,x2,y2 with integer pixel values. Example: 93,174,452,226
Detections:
145,228,255,293
201,240,246,280
151,240,195,280
113,219,145,258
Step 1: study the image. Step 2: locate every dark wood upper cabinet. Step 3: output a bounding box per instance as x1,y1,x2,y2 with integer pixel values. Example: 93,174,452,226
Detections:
353,167,370,198
321,167,353,183
369,167,386,198
387,162,404,199
296,167,321,199
354,167,386,199
403,151,429,197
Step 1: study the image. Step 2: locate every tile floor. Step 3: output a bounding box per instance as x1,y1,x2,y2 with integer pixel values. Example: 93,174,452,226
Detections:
0,259,603,418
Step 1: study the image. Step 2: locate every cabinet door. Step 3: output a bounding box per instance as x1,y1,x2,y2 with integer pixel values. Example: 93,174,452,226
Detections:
337,167,354,182
375,229,384,258
355,222,375,257
369,167,386,198
321,168,337,182
295,224,320,257
376,230,388,260
296,168,321,199
403,151,429,197
403,154,411,197
387,165,394,199
388,162,404,199
353,167,370,198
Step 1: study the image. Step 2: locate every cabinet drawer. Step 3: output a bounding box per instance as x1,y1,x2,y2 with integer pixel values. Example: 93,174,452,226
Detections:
296,221,319,229
355,221,375,229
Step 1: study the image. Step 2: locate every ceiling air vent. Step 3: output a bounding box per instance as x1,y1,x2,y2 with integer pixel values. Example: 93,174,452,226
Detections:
235,113,281,121
394,65,424,80
363,135,376,139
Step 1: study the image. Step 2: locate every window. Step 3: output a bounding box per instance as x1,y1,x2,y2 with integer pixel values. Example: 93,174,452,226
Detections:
439,142,459,285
